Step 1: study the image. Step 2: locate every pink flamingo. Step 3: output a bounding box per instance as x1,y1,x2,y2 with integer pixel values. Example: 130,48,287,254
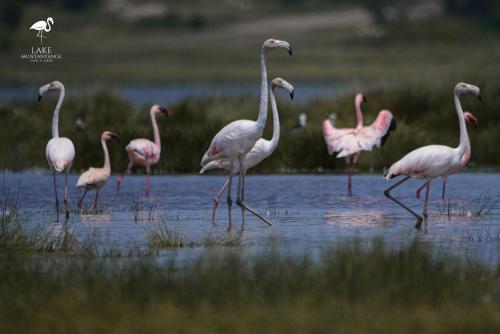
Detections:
76,131,120,211
39,81,75,219
323,93,396,196
415,111,478,199
201,38,292,228
200,78,294,224
384,83,481,228
116,105,169,196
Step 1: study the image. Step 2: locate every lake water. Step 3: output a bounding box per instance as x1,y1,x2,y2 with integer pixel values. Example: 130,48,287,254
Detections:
2,173,500,265
0,84,346,105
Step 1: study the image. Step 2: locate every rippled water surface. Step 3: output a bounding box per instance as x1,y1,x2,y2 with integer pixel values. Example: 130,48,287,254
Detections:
4,173,500,265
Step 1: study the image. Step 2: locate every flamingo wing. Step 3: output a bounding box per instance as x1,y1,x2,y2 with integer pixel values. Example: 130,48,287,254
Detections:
201,120,260,166
126,139,158,159
357,110,396,151
322,119,355,156
76,168,109,189
30,21,46,30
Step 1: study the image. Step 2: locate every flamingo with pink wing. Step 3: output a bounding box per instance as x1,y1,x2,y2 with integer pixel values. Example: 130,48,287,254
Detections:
323,93,396,196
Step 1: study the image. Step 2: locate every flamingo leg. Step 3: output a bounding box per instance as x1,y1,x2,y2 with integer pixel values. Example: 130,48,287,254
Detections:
441,177,447,200
236,157,272,227
77,189,88,210
211,178,230,225
423,181,431,219
90,189,100,212
145,165,151,197
347,164,353,196
227,163,234,230
384,176,423,229
415,182,426,199
116,161,133,195
52,172,59,219
64,172,70,219
241,171,247,228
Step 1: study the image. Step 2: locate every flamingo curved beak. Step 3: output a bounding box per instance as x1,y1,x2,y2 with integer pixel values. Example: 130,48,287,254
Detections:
160,106,169,116
362,96,367,103
288,46,293,56
478,94,482,101
38,94,42,102
109,132,121,141
290,90,294,100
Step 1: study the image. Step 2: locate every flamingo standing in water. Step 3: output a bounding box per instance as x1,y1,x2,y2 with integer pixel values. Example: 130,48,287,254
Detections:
384,82,481,228
323,93,396,196
76,131,120,211
39,81,75,219
415,111,478,199
201,38,292,228
116,105,169,196
30,17,54,44
200,78,294,224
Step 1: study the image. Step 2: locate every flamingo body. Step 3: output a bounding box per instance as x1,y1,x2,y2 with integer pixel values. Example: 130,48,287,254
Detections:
46,138,75,173
126,138,161,166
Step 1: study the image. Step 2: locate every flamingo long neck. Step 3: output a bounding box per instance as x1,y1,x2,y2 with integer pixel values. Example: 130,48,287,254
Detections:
101,139,111,172
51,86,65,138
454,94,468,158
355,100,363,129
268,87,280,151
45,19,52,32
151,111,161,151
255,47,268,132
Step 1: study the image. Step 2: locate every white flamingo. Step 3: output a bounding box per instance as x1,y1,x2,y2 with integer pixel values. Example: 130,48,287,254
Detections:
323,93,396,196
384,82,481,228
200,78,294,224
116,105,169,196
39,81,75,219
200,38,292,228
76,131,120,211
30,17,54,44
415,111,478,199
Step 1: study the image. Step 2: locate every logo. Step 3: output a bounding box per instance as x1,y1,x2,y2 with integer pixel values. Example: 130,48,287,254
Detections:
20,16,62,63
30,17,54,45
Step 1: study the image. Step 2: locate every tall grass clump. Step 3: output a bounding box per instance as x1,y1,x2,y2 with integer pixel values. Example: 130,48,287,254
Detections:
0,240,499,333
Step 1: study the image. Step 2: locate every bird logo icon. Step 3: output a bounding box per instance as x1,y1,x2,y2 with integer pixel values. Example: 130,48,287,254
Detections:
29,17,54,45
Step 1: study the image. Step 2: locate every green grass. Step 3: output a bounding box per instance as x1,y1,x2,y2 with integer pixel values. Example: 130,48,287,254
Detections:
1,79,498,172
0,240,499,333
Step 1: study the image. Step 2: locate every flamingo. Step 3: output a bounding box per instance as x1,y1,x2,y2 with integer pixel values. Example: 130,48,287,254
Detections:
200,78,294,224
200,38,292,228
415,111,479,199
76,131,120,211
30,17,54,44
383,82,481,228
323,93,396,196
39,81,75,219
116,105,169,196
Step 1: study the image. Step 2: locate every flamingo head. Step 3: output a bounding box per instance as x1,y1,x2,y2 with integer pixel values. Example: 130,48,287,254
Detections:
38,80,64,101
151,104,170,116
271,77,294,99
328,113,337,126
464,111,479,128
355,93,367,106
263,39,292,56
454,82,481,100
102,131,120,142
47,17,54,25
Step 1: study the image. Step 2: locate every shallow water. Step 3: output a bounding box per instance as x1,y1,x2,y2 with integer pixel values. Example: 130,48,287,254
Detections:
3,172,500,265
